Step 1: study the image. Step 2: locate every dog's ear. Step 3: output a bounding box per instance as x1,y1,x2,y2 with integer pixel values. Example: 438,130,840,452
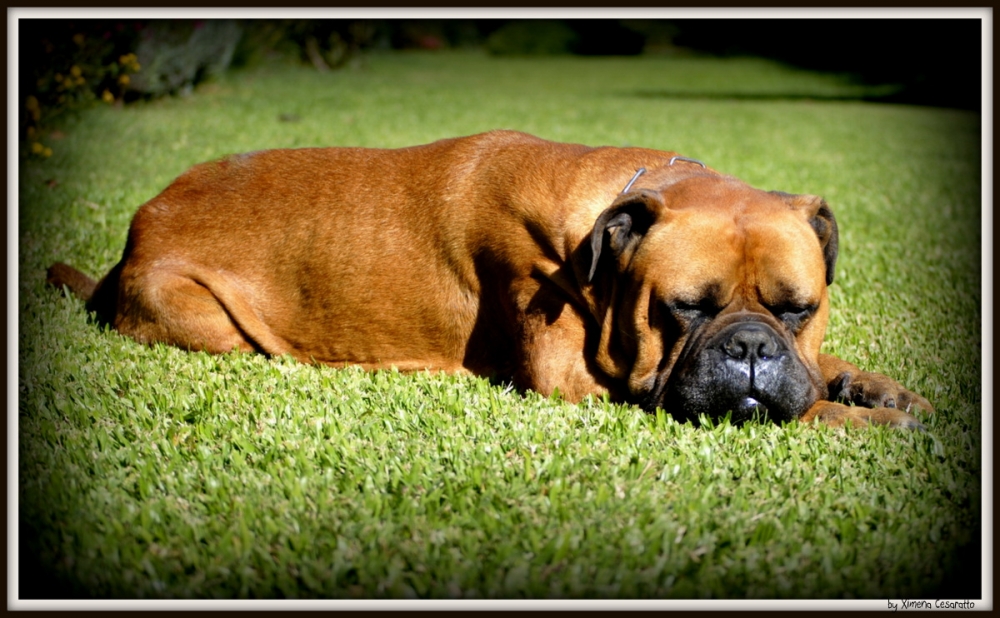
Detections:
586,189,662,282
773,192,839,285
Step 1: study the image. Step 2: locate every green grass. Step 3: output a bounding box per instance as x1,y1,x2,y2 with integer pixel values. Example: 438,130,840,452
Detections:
18,51,982,601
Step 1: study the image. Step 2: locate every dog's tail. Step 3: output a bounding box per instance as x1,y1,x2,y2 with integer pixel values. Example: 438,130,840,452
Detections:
47,262,98,300
46,261,121,324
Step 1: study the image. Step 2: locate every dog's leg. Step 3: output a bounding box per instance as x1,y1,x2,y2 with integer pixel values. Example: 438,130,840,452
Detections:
114,264,296,357
818,353,934,414
798,400,924,429
513,286,618,403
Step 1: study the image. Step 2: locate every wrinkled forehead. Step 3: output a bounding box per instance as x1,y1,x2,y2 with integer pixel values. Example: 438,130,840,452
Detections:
637,203,827,305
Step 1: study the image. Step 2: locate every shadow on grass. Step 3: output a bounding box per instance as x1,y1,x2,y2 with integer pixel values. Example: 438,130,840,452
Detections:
628,89,902,104
19,525,90,599
626,87,979,111
930,525,983,600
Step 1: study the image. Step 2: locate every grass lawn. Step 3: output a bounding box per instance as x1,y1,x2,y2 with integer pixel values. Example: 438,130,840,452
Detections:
17,51,983,602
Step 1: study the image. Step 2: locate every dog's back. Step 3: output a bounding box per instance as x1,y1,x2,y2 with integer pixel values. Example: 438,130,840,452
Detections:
45,131,661,374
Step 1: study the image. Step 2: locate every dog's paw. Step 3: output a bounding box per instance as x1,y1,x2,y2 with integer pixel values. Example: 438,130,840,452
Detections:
830,370,934,415
850,406,925,430
865,407,925,430
800,401,925,430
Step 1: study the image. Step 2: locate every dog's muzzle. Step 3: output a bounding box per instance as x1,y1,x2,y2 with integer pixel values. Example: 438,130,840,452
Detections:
659,319,816,423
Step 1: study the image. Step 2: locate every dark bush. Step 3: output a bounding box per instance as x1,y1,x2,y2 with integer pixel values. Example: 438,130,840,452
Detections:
485,20,648,56
565,20,647,56
486,21,579,56
128,20,242,97
670,19,982,111
233,20,383,71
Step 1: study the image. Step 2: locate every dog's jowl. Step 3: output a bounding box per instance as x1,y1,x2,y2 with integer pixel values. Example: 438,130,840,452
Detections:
48,131,933,428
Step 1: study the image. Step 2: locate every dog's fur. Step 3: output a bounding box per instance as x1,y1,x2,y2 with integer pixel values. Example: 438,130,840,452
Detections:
48,131,933,428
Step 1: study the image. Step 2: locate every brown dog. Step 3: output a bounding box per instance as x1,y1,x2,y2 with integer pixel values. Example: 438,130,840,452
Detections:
48,130,932,428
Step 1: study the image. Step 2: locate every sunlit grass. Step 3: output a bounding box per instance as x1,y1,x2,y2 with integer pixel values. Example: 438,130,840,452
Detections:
18,51,981,600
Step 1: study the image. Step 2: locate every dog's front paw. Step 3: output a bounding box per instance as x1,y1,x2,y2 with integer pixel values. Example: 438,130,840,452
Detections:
831,370,934,414
800,401,925,430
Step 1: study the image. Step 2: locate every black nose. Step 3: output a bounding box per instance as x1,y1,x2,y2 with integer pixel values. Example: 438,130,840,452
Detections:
722,323,780,361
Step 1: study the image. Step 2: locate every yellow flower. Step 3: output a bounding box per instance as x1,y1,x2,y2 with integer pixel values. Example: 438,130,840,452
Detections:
25,96,40,121
70,65,82,78
75,76,86,86
55,73,64,82
73,33,85,46
118,74,130,86
43,147,53,158
31,142,43,154
119,53,139,69
102,90,114,104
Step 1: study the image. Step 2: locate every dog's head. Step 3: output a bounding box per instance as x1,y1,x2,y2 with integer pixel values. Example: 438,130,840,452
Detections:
578,173,838,423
